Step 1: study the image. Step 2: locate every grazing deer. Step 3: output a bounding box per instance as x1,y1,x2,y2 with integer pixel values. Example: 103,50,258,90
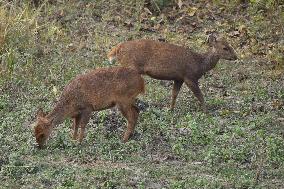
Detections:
108,35,238,111
32,67,145,148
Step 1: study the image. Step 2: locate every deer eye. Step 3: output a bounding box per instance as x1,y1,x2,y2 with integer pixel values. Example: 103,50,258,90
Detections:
223,47,229,51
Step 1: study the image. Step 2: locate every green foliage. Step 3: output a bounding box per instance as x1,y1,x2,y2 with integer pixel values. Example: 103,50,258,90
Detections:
149,0,174,13
0,4,40,78
249,0,283,10
266,135,284,165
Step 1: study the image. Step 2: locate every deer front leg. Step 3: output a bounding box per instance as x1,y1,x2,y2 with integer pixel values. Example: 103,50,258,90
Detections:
185,79,207,112
77,108,92,143
171,80,184,110
72,116,80,140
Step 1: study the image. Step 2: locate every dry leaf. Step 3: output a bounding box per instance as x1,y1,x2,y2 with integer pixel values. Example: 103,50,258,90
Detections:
238,24,247,33
52,86,58,96
187,7,198,17
154,24,161,30
177,0,183,9
144,7,152,15
272,99,283,109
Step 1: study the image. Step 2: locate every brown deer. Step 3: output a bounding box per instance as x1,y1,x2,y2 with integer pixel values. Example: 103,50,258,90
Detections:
108,35,238,112
32,67,145,148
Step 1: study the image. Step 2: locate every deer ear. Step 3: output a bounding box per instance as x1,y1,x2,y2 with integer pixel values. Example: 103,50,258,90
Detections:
37,107,46,118
206,34,217,46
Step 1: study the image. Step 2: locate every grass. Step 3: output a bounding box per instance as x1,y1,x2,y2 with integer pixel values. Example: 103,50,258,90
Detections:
0,1,283,188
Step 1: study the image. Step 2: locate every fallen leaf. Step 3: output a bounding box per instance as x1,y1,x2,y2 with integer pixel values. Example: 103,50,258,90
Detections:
272,99,283,109
278,118,284,122
150,16,156,21
191,22,197,27
52,86,58,96
238,24,247,33
144,7,152,15
153,23,161,30
177,0,183,9
187,7,198,17
229,30,240,37
124,20,133,28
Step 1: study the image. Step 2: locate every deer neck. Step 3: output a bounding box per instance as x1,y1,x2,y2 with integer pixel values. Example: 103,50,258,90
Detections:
46,101,66,126
201,49,220,74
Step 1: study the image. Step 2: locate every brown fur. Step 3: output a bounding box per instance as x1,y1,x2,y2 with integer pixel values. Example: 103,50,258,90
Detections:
33,67,145,148
108,35,237,111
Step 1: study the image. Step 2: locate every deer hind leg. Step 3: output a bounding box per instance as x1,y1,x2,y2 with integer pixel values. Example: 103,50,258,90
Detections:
118,102,139,143
72,116,80,140
171,80,184,110
77,108,92,143
185,79,207,112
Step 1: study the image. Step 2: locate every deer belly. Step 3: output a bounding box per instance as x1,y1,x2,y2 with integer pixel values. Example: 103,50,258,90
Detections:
92,100,115,111
145,70,183,80
144,66,183,80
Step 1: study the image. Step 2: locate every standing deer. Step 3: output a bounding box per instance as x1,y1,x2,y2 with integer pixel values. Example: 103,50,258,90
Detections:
108,35,238,112
32,67,145,148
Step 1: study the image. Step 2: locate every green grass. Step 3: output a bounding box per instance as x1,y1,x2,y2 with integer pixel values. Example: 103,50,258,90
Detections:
0,1,283,188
